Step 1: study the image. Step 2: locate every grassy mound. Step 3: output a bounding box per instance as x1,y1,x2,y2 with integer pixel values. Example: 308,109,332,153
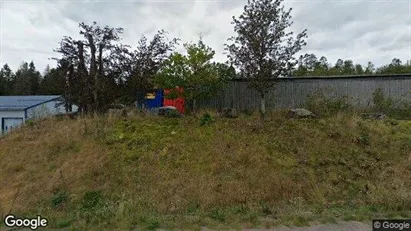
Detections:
0,111,410,230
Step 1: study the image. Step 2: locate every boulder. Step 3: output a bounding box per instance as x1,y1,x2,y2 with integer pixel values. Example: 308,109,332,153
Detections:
158,106,181,117
288,108,316,118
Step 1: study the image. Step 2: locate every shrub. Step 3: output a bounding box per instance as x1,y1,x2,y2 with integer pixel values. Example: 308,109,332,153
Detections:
372,88,411,119
200,112,215,126
372,88,393,113
81,190,103,211
209,208,226,222
354,121,371,146
305,90,353,117
165,109,182,118
26,120,35,127
52,190,68,208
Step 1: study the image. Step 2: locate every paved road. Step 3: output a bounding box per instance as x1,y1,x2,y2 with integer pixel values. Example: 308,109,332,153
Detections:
2,221,372,231
244,221,371,231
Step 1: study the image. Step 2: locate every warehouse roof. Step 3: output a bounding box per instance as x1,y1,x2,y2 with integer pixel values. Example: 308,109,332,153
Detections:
0,95,62,111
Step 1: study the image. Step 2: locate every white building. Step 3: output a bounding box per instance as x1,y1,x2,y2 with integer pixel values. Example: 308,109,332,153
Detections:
0,95,75,134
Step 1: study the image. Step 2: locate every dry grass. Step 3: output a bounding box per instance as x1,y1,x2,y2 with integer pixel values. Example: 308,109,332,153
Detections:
0,112,411,230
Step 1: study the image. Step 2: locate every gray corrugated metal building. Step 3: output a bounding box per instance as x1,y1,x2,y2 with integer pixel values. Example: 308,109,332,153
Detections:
197,74,411,111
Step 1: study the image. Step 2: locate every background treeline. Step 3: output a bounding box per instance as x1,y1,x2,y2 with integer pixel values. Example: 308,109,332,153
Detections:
0,62,64,96
293,55,411,76
2,56,411,96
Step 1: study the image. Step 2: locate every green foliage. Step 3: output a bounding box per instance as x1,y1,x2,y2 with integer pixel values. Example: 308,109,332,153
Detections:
165,109,181,118
139,216,161,230
227,0,307,116
81,190,103,211
209,208,226,222
259,201,273,215
147,220,160,230
26,120,35,127
155,39,229,113
305,90,353,117
355,122,371,146
372,88,411,119
39,66,66,95
56,219,72,228
372,88,393,113
186,202,200,215
200,112,215,126
52,190,68,208
376,58,411,74
293,57,411,77
0,64,14,96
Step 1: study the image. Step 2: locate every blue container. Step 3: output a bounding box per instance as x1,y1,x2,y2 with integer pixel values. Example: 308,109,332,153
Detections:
144,89,164,109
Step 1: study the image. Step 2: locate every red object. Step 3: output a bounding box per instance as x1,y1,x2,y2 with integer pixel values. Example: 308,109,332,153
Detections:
163,87,185,114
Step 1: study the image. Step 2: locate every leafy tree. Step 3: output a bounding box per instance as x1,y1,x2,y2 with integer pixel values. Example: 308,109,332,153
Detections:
354,64,364,75
215,63,236,80
342,60,355,75
121,30,179,104
292,55,308,76
301,54,318,72
292,54,329,76
376,58,411,74
315,56,330,75
328,59,344,75
155,39,226,113
226,0,307,117
364,61,375,74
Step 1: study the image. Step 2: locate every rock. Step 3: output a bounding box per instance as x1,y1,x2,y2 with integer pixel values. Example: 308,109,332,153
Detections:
361,113,386,120
157,106,181,117
221,108,238,118
288,108,316,118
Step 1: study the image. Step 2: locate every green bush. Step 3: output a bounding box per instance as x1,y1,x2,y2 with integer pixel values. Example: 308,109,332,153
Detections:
52,190,68,208
372,88,411,119
200,112,215,126
209,208,226,222
165,109,182,118
305,90,353,117
372,88,393,113
81,190,103,211
26,120,35,127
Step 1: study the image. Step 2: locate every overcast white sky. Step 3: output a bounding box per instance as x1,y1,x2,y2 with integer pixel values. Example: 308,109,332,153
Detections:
0,0,410,73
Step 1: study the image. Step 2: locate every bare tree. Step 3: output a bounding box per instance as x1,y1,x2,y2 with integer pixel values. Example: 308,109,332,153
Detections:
226,0,307,117
54,22,126,113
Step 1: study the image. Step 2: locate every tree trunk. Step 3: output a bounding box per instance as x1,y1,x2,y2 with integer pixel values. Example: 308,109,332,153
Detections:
260,93,266,119
88,34,98,112
193,98,196,113
96,44,104,112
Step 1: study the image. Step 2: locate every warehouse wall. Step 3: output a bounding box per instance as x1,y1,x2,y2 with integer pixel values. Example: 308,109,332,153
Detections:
0,110,25,134
26,100,76,120
197,74,411,111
